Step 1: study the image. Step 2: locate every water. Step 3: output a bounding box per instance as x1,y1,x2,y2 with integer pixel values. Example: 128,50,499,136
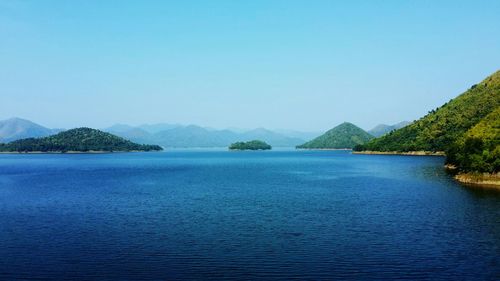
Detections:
0,150,499,280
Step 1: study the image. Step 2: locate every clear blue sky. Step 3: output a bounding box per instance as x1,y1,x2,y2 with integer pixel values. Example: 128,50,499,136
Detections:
1,0,499,131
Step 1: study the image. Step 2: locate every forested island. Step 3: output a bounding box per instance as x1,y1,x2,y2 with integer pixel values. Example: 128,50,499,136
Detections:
229,140,272,150
0,128,163,153
354,70,500,187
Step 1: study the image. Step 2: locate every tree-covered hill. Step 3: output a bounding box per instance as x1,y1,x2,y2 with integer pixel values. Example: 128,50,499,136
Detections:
0,128,163,152
229,140,271,150
355,70,500,152
446,107,500,173
297,122,373,149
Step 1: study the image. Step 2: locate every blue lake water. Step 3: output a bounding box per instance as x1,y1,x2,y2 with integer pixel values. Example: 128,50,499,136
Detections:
0,150,499,280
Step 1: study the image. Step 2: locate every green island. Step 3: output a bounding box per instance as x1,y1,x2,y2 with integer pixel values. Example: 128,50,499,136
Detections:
354,70,500,187
296,122,373,149
229,140,272,150
0,127,163,153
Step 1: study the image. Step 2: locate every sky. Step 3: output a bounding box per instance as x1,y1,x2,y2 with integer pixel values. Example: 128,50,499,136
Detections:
0,0,499,132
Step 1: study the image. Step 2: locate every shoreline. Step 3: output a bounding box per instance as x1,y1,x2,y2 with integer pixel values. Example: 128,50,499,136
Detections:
454,173,500,189
352,150,445,156
296,148,353,151
356,151,499,189
0,150,159,154
445,165,500,189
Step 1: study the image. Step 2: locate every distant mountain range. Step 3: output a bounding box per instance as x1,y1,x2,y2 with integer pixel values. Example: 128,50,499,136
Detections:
107,123,181,134
297,122,374,149
1,117,417,150
104,124,309,148
0,118,318,148
0,118,62,143
368,121,412,137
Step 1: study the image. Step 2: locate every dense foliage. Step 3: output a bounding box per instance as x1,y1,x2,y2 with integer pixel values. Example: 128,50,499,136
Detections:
446,107,500,173
354,71,500,153
0,127,163,152
297,122,373,149
229,140,272,150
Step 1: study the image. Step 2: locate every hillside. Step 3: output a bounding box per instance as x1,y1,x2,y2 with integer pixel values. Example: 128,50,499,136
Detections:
297,122,374,149
446,107,500,173
0,128,162,152
368,121,411,137
0,118,61,143
355,70,500,152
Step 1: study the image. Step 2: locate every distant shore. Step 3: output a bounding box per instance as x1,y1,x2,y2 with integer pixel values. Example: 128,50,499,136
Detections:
0,150,154,154
296,148,352,151
352,151,445,156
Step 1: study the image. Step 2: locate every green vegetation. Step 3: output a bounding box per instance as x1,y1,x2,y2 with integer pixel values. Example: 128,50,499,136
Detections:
354,70,500,153
446,107,500,173
354,70,500,178
0,127,163,152
297,122,373,149
229,140,271,150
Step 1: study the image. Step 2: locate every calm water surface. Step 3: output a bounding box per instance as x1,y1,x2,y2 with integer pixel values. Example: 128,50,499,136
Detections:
0,150,499,280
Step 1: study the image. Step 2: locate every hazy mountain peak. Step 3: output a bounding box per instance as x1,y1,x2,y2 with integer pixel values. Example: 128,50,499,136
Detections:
368,121,411,137
0,117,58,143
105,124,137,133
245,127,272,134
138,123,180,134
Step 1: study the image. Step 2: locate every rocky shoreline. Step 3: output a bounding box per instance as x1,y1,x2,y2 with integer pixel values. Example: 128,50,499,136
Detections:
454,173,500,189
